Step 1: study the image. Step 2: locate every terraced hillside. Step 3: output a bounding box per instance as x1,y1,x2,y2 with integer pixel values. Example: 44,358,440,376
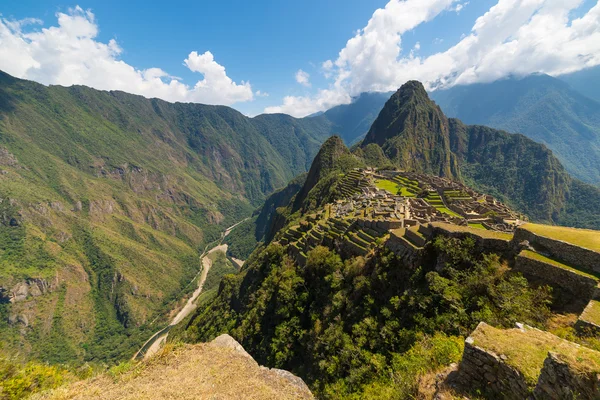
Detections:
179,136,600,398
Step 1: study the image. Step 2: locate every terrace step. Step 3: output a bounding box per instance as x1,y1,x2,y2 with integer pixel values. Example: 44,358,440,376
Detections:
515,249,600,299
405,226,427,247
576,299,600,335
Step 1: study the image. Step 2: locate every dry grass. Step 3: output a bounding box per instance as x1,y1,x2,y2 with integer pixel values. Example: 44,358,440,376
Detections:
471,323,600,385
34,342,313,400
522,223,600,253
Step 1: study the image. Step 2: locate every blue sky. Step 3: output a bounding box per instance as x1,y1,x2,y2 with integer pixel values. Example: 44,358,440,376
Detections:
1,0,599,116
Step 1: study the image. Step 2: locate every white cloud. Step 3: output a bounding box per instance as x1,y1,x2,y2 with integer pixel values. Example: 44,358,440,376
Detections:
255,90,269,97
453,2,469,13
265,0,459,116
265,0,600,117
295,69,311,87
0,6,254,106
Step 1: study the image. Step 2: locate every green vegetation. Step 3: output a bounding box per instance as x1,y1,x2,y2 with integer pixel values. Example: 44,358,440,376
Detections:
203,251,238,293
179,235,552,398
424,192,461,217
431,222,513,241
468,223,486,230
223,217,259,260
374,179,400,194
0,355,72,400
522,223,600,252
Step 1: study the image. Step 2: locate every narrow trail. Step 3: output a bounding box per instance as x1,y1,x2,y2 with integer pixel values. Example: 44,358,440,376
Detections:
133,219,247,360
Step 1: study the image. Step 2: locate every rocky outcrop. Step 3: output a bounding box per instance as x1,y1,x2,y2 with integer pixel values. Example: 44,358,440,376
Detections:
9,278,56,303
456,322,600,400
209,334,313,397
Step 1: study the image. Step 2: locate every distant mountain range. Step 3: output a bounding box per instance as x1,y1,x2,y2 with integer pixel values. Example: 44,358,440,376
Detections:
430,74,600,186
317,92,391,145
559,65,600,104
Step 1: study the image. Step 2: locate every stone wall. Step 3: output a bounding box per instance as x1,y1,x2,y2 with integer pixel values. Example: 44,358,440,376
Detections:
356,218,404,234
457,337,530,399
514,228,600,274
534,352,600,399
514,252,598,299
386,230,423,266
431,224,513,254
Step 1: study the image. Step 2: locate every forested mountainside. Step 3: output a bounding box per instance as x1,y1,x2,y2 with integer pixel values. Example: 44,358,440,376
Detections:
177,133,600,399
0,70,339,364
430,74,600,185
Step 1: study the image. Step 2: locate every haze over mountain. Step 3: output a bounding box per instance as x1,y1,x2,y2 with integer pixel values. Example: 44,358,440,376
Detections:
315,92,391,145
430,74,600,186
559,66,600,104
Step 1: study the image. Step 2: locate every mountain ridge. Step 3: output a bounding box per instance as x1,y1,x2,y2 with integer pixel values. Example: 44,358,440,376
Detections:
430,73,600,185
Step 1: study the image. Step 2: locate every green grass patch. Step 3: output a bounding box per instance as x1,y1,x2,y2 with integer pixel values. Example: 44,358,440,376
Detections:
375,179,400,194
431,222,513,240
468,223,487,230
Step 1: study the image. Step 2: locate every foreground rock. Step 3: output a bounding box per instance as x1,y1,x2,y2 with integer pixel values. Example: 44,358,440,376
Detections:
36,335,313,400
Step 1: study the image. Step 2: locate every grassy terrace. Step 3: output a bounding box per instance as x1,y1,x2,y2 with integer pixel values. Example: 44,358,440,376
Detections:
431,222,513,241
580,300,600,326
425,193,461,218
520,250,600,280
374,179,416,197
471,323,600,386
468,223,487,230
522,223,600,253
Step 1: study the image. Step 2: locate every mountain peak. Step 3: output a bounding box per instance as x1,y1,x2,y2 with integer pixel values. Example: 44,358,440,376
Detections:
397,80,429,99
361,81,458,178
292,135,357,211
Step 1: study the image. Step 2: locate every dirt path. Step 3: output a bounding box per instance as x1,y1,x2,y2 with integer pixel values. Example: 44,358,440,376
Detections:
134,221,246,360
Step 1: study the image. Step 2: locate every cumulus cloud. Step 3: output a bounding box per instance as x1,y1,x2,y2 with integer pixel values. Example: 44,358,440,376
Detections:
295,69,311,86
266,0,600,117
0,6,254,105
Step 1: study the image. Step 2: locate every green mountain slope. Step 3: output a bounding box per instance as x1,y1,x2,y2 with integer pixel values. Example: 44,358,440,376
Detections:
362,81,460,179
430,74,600,185
0,71,336,364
